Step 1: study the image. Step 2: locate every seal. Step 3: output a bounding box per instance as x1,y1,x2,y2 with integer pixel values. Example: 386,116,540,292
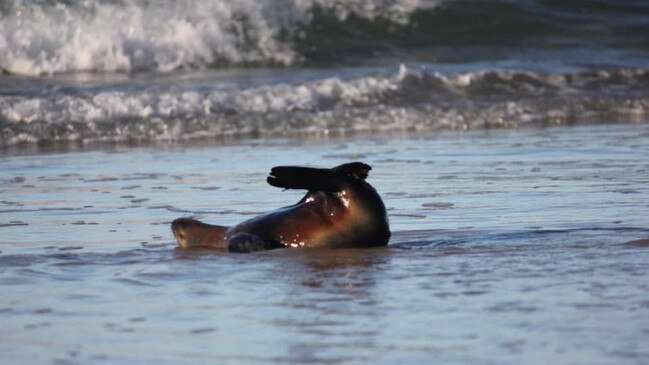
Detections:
171,162,390,252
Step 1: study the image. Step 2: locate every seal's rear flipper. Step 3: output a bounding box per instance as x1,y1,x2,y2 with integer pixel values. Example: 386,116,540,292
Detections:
227,233,286,253
267,162,371,191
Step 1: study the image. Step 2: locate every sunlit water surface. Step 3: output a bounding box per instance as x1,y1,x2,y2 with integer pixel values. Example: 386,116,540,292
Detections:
1,124,648,364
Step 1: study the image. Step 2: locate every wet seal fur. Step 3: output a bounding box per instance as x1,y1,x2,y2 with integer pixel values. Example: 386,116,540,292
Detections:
171,162,390,252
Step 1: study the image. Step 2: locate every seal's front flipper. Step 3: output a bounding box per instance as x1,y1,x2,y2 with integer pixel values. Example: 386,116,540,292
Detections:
227,232,286,253
267,162,372,192
267,166,347,192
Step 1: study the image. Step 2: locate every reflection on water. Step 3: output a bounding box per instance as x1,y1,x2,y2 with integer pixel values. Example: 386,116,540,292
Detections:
266,249,390,364
1,125,649,364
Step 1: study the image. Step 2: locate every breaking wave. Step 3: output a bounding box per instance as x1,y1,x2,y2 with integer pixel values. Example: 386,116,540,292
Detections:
0,0,446,75
1,0,648,75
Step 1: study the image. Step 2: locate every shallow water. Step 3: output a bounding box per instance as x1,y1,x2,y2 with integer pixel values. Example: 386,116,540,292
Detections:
1,124,648,364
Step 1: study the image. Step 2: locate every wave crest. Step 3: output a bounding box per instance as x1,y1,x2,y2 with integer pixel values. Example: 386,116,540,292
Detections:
0,0,446,75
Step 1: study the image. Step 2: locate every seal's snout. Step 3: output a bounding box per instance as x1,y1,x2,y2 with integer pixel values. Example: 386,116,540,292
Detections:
171,217,228,249
171,218,196,248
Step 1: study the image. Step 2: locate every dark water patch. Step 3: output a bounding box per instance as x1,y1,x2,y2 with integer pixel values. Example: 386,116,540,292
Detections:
391,237,469,250
58,246,84,251
486,301,539,313
0,200,23,206
298,1,649,66
170,247,226,260
237,210,267,216
438,175,459,180
147,205,193,213
573,302,622,310
40,207,84,212
390,213,427,219
135,270,177,281
190,327,217,335
481,227,649,241
36,177,67,182
0,254,45,267
421,202,454,210
190,186,221,191
0,208,44,214
50,260,91,269
141,242,171,249
6,176,26,183
322,153,369,160
82,177,119,182
462,290,488,296
0,220,28,227
121,185,141,190
3,249,171,271
621,238,649,248
404,193,443,199
376,158,421,164
24,321,52,330
391,227,649,250
33,307,52,314
122,173,166,181
614,188,641,194
112,277,159,288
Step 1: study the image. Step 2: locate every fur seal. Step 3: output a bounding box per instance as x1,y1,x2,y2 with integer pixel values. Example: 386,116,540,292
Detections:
171,162,390,252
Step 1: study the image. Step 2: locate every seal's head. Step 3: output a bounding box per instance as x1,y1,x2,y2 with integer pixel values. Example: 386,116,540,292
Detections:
171,217,227,249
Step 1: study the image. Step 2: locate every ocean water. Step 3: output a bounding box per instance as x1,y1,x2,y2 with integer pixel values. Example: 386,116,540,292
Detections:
1,0,649,364
2,0,649,145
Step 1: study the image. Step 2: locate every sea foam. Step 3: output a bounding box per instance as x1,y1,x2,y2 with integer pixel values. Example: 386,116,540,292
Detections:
1,66,647,145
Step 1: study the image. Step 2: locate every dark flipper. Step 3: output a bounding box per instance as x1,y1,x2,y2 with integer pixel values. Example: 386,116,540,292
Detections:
266,162,371,192
227,233,286,253
267,166,345,191
332,162,371,180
